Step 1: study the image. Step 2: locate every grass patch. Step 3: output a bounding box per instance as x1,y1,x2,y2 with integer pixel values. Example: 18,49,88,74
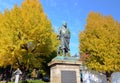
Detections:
8,80,49,83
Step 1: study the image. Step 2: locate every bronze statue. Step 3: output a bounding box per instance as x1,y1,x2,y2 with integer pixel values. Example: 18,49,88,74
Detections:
57,22,70,56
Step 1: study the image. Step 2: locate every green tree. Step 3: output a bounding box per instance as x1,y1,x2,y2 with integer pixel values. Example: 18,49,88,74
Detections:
79,12,120,79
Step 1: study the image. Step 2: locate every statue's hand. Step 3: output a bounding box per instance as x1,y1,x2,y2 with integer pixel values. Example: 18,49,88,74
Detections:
57,35,60,40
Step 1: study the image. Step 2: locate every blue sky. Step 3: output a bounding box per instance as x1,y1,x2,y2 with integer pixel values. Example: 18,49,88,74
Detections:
0,0,120,56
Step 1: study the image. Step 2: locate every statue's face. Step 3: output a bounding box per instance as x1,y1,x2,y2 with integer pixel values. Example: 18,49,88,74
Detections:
63,22,67,27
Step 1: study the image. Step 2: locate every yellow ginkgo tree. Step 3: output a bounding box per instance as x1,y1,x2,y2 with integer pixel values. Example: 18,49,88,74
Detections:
79,12,120,79
0,0,58,72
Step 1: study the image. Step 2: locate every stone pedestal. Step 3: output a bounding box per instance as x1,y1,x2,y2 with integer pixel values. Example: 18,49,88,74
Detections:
48,60,82,83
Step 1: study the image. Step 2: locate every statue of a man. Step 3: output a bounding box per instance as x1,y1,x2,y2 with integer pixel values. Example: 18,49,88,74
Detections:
57,22,70,56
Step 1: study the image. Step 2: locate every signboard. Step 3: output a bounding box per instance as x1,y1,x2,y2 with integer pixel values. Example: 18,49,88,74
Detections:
61,71,76,83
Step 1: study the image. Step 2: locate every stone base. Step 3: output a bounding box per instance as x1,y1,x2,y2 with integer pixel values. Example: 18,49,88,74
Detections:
0,81,6,83
48,60,82,83
52,56,78,61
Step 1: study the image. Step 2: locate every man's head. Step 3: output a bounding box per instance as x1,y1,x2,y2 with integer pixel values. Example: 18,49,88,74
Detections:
63,22,67,27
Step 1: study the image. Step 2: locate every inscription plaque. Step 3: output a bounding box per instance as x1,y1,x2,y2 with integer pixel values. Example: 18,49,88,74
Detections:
61,71,76,83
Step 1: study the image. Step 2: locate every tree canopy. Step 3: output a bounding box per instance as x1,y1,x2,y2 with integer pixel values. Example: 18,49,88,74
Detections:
79,12,120,72
0,0,58,71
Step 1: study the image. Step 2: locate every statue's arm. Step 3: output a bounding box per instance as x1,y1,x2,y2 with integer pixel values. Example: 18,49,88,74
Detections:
57,27,61,40
69,30,70,38
67,29,70,39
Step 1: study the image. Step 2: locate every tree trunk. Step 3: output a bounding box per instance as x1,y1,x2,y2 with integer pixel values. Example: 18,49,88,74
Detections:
106,72,112,83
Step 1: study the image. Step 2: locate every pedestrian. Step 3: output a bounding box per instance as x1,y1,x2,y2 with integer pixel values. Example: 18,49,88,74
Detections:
14,68,22,83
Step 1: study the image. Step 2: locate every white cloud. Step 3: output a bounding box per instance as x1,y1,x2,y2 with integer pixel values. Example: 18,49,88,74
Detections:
71,31,78,36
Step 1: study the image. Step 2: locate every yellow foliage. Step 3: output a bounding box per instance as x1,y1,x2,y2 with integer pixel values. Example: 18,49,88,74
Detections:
79,12,120,72
0,0,58,69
